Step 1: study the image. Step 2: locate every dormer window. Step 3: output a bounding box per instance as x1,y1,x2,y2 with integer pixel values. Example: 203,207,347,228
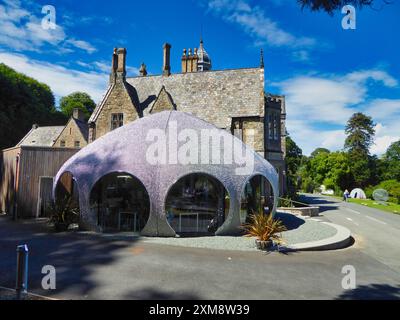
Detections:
111,113,124,130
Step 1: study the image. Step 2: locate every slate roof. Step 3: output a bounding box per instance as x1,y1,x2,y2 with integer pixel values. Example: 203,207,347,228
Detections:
72,118,89,142
17,126,64,147
126,68,264,128
90,67,265,129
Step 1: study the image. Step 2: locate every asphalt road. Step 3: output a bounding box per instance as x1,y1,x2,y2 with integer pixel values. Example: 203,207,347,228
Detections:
299,193,400,273
0,207,400,300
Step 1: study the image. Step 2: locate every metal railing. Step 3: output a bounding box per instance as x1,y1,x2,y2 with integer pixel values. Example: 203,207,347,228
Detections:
277,197,311,208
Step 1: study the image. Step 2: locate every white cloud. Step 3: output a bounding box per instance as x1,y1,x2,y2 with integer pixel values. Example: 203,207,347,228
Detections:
65,39,97,54
365,99,400,121
0,0,96,53
371,135,399,155
275,69,399,155
206,0,317,58
287,119,346,155
204,0,323,66
346,70,398,88
0,52,108,103
369,122,400,155
75,60,139,76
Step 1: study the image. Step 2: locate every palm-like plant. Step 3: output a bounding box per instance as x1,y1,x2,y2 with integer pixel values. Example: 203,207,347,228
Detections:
242,213,287,246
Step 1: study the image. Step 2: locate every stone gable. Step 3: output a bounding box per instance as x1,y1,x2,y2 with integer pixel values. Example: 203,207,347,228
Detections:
150,86,176,114
53,118,88,149
92,80,140,140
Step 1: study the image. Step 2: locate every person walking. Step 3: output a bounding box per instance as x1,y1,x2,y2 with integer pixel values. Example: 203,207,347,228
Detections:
343,189,350,202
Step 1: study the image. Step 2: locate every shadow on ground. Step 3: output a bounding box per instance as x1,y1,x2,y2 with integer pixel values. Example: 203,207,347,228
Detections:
336,284,400,300
0,216,138,299
275,212,305,231
123,288,200,300
298,194,339,213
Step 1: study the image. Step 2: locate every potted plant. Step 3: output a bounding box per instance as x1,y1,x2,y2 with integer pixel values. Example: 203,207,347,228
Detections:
47,196,80,232
242,212,287,251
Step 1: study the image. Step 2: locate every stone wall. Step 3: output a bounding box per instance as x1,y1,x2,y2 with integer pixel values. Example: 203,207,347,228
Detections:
242,118,264,153
94,80,140,140
53,119,87,149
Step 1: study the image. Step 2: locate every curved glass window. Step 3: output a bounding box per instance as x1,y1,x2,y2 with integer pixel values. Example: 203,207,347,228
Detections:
165,173,230,235
89,173,150,233
240,175,274,224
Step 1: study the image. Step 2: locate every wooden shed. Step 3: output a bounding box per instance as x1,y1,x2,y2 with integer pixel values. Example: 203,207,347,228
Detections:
0,146,78,218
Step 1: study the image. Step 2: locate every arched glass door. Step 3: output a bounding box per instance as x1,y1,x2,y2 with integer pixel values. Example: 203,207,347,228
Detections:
165,173,230,235
90,173,150,233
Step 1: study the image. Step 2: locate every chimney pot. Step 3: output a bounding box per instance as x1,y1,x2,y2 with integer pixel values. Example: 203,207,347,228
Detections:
32,124,39,129
163,43,172,76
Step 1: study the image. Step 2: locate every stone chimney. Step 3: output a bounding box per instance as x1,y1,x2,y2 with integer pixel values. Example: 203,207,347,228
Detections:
260,48,264,69
117,48,127,76
110,48,127,83
110,48,118,83
73,108,86,122
139,63,147,77
181,49,188,73
181,48,198,73
163,43,171,76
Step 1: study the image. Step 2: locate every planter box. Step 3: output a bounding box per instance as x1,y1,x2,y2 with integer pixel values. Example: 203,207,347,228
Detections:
255,239,273,251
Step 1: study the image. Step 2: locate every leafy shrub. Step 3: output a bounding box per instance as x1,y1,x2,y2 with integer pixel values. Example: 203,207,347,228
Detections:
377,180,400,202
368,180,400,203
364,185,375,199
301,177,319,193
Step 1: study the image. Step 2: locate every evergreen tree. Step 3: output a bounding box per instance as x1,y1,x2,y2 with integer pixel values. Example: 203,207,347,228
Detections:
344,112,376,188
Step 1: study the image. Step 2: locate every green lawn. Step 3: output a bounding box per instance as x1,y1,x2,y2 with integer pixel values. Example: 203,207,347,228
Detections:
300,193,400,215
347,198,400,215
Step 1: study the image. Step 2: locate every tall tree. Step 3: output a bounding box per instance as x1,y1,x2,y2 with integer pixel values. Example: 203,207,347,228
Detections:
344,112,376,187
345,112,375,155
0,63,67,150
59,92,96,120
311,148,330,158
285,135,303,196
382,140,400,181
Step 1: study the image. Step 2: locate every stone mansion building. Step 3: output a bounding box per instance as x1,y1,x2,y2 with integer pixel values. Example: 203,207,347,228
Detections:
1,40,287,218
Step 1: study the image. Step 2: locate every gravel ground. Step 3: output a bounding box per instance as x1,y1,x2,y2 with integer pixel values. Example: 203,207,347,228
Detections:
142,215,338,251
282,218,337,245
143,235,259,251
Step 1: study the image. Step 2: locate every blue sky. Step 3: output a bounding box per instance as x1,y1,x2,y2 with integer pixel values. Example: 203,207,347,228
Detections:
0,0,399,155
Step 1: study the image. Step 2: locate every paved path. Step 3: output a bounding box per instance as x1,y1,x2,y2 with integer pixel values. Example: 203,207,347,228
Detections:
0,215,399,300
299,194,400,273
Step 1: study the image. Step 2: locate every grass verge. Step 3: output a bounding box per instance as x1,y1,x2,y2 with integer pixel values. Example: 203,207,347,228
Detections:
347,198,400,215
